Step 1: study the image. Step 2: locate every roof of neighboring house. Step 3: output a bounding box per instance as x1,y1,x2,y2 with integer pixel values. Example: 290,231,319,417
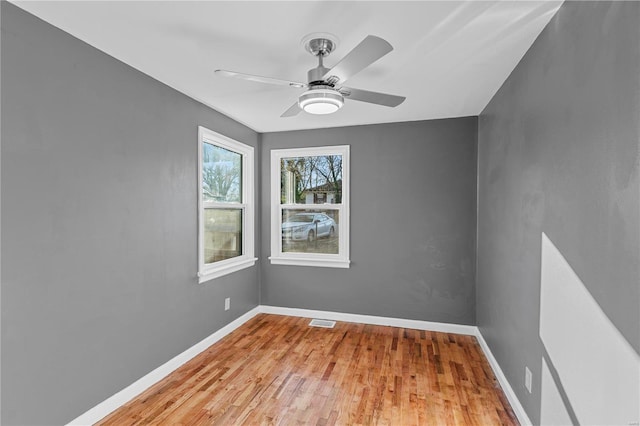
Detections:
304,179,342,193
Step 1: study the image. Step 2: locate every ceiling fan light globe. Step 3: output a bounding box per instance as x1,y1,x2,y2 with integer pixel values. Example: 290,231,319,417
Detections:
299,89,344,115
303,102,340,115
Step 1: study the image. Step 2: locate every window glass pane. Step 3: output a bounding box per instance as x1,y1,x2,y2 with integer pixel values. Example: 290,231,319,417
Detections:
204,209,242,263
281,209,339,254
280,155,342,204
202,143,242,203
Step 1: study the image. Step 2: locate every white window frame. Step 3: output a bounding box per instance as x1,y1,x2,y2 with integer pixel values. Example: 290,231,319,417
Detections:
269,145,350,268
198,126,256,282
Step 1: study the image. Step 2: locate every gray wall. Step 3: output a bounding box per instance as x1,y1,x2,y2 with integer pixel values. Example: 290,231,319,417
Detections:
1,4,259,424
261,118,477,325
9,0,637,424
477,1,639,424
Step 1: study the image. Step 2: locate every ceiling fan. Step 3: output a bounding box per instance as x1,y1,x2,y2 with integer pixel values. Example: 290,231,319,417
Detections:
215,33,405,117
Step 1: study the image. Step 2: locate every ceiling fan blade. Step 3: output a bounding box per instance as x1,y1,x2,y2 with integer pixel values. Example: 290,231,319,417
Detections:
280,102,302,117
339,87,405,107
322,35,393,85
215,69,306,88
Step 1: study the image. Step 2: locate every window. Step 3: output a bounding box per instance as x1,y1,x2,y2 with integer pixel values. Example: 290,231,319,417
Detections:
198,126,256,282
269,145,350,268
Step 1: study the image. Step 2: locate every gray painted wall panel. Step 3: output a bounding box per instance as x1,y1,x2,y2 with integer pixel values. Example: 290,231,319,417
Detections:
261,119,477,325
477,2,639,423
1,4,259,424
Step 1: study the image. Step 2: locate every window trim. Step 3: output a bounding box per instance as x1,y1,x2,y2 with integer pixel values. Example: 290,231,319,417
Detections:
198,126,256,283
269,145,350,268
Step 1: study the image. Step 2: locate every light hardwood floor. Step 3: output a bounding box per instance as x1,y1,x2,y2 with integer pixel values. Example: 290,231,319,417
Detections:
97,314,518,425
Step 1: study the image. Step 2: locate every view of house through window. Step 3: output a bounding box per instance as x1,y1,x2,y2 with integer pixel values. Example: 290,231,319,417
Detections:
270,145,350,268
280,155,342,204
280,155,341,255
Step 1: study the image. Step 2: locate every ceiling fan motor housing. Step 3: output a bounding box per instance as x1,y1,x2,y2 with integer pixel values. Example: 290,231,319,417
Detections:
307,66,331,86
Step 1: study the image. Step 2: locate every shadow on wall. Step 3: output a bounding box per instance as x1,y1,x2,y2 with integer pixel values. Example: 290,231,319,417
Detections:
539,232,639,425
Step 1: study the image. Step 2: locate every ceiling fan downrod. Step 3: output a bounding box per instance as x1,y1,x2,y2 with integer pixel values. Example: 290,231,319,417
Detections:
308,53,332,87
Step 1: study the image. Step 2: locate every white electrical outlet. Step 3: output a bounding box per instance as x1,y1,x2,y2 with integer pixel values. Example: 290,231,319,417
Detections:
525,366,532,393
224,297,230,311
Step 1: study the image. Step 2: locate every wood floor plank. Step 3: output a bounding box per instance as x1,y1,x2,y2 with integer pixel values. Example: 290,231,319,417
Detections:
97,314,519,425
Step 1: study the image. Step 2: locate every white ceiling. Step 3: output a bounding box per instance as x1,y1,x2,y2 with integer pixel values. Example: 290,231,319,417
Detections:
12,1,562,133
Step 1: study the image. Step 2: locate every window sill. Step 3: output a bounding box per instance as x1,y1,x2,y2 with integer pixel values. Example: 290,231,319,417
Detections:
199,257,258,283
268,256,350,269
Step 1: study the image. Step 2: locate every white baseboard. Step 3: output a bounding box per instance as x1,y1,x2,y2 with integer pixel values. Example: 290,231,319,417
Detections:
259,305,477,336
474,329,532,425
67,305,530,426
67,307,261,426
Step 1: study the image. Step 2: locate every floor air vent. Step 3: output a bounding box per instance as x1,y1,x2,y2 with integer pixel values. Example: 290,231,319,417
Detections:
309,319,336,328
